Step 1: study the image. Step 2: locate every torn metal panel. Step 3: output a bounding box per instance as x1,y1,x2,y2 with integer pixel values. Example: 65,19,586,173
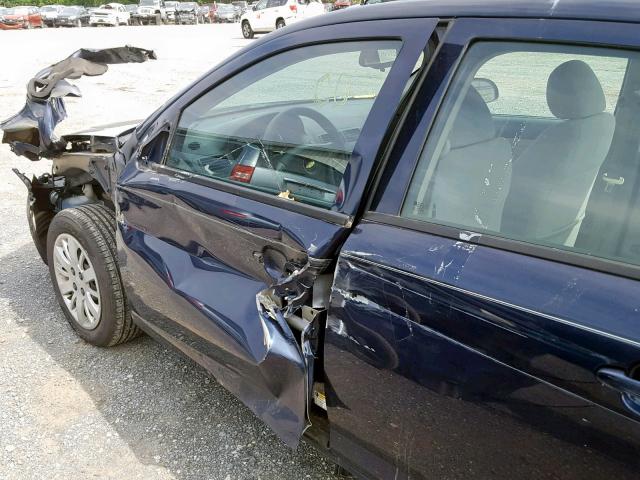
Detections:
0,46,155,160
116,168,341,446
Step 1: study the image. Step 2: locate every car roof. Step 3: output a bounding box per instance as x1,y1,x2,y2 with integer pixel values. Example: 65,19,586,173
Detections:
296,0,640,30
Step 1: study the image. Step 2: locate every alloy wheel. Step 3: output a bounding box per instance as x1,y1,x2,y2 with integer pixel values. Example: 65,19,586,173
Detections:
52,233,101,330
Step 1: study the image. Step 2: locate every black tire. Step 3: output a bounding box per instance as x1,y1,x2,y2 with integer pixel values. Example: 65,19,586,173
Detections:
154,13,161,24
47,204,140,347
275,18,285,29
76,19,82,27
241,20,253,38
27,197,54,265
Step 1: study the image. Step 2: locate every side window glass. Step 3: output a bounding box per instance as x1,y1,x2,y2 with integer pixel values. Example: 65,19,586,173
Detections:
255,0,267,9
166,41,401,210
402,42,640,266
477,51,626,118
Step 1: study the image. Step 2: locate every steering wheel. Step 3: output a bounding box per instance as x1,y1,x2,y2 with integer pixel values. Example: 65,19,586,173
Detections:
262,106,345,151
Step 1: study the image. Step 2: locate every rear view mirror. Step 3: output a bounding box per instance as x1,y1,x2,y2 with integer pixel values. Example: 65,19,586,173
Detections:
471,78,499,103
359,47,397,71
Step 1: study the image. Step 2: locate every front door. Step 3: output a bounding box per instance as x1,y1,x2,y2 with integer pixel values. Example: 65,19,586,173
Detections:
324,18,640,479
116,18,437,446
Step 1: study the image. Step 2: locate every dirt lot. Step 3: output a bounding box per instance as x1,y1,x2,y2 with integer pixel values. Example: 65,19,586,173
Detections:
0,24,338,480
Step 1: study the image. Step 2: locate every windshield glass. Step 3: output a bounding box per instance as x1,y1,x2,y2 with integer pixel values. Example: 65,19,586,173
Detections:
6,7,28,14
62,7,79,13
139,0,157,6
177,2,197,10
218,4,234,11
40,6,58,11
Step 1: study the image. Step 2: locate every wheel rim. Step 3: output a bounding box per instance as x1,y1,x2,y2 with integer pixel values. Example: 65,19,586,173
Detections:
243,23,250,35
53,233,101,330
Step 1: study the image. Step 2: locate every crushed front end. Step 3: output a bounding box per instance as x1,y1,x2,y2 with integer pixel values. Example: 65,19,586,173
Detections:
1,46,156,263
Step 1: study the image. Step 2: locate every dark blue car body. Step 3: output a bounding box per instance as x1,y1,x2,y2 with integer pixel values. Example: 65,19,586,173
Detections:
59,1,640,478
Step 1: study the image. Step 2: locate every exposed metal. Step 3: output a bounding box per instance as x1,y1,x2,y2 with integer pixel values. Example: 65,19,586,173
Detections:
0,46,155,161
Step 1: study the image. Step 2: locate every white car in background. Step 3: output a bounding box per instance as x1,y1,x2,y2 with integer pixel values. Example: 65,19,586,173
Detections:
39,5,64,27
89,3,131,26
240,0,324,38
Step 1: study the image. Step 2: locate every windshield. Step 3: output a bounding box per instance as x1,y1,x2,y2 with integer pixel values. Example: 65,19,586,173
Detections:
62,7,80,13
177,2,197,10
139,0,157,6
40,6,58,11
6,7,28,14
218,4,234,11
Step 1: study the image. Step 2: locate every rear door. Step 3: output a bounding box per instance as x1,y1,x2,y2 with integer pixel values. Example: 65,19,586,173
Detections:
324,18,640,479
252,0,271,29
116,19,437,446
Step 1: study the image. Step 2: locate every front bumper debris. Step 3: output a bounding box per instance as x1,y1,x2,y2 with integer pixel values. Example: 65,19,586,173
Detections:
0,46,156,161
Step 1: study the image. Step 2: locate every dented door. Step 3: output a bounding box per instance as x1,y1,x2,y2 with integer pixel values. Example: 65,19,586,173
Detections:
116,18,437,446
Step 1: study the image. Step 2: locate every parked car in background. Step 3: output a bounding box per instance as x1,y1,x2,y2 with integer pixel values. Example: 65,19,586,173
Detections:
332,0,350,9
175,2,203,24
89,3,130,25
198,4,211,22
202,2,216,22
39,4,64,27
240,0,324,38
0,6,43,29
131,0,167,24
56,6,90,26
215,3,238,22
124,3,139,15
232,0,248,14
164,0,179,22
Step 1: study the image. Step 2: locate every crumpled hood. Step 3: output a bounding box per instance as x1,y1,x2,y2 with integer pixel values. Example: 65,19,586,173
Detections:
0,46,156,161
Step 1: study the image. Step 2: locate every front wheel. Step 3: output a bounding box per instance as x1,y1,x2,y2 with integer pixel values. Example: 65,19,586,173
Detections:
275,18,285,29
47,204,140,347
76,19,82,27
241,20,253,38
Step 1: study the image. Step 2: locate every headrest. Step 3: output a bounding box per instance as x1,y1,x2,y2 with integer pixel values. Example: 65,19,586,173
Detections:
547,60,606,119
449,86,495,149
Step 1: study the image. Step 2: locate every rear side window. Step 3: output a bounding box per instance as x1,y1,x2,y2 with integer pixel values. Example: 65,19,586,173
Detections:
477,51,627,117
166,41,401,210
402,41,640,267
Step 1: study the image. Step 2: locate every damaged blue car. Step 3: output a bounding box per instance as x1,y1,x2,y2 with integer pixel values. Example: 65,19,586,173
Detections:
4,1,640,478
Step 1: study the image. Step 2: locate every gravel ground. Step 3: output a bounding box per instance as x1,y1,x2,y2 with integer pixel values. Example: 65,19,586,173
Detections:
0,24,338,480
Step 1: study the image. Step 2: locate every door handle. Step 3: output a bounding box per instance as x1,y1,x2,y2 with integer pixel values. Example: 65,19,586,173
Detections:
596,367,640,397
